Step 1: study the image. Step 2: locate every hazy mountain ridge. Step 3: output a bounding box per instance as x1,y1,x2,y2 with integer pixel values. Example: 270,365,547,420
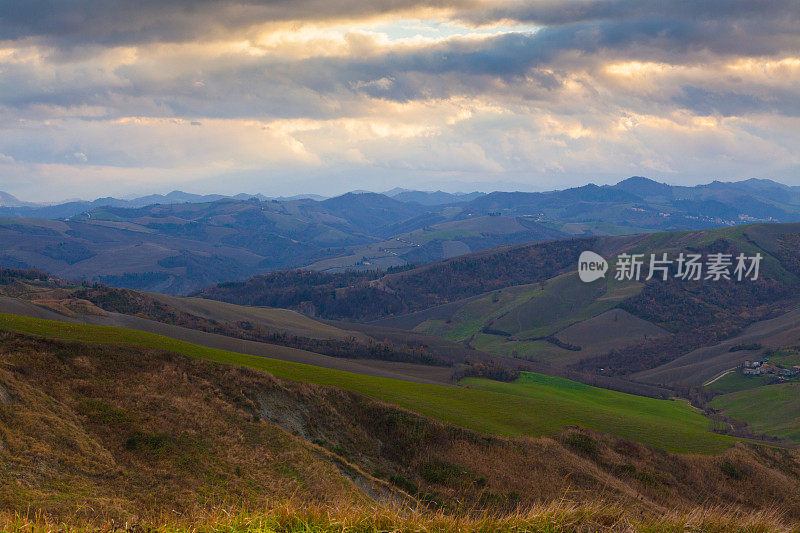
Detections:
386,189,485,205
2,177,800,294
0,191,34,207
4,177,799,222
0,190,270,219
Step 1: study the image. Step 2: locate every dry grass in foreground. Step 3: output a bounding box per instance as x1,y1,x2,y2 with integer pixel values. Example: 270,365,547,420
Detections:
1,501,796,533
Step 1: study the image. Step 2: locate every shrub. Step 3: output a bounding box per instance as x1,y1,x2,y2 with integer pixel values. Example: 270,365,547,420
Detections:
564,433,597,456
388,474,418,495
719,459,747,480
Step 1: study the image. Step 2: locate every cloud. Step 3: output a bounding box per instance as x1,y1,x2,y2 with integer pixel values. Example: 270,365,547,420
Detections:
465,0,799,26
0,0,475,46
0,0,798,200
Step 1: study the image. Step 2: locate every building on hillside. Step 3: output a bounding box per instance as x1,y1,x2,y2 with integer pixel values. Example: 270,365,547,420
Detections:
741,359,799,378
759,363,780,375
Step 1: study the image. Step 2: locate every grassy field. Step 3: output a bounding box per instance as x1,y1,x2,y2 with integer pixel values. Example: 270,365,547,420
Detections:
710,382,800,441
706,371,777,394
412,282,540,341
629,224,799,285
463,372,725,452
149,294,370,341
770,348,800,367
0,313,733,454
416,273,631,342
413,228,480,244
491,272,642,338
469,334,570,362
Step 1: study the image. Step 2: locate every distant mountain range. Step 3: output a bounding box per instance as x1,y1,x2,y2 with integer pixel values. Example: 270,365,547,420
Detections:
0,188,483,218
4,177,799,222
1,176,799,294
0,190,269,219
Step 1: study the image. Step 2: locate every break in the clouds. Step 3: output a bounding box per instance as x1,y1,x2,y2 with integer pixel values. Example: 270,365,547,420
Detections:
0,0,798,200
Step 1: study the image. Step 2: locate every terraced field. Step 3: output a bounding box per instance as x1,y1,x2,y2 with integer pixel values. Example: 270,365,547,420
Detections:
0,313,733,453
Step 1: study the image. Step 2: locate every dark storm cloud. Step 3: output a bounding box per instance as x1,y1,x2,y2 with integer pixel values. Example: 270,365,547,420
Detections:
675,87,800,118
1,0,797,117
3,0,797,57
465,0,799,26
280,13,800,108
2,7,798,123
0,0,474,46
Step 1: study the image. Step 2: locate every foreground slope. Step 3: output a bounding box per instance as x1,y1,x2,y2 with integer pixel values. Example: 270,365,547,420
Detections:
2,328,800,528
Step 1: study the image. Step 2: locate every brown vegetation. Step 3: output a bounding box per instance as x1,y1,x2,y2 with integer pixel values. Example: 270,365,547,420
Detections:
2,500,797,532
2,331,800,526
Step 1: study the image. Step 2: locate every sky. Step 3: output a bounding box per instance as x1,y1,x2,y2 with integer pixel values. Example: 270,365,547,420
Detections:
0,1,799,201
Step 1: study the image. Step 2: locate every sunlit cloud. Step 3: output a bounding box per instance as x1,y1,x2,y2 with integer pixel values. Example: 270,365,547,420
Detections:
0,0,798,200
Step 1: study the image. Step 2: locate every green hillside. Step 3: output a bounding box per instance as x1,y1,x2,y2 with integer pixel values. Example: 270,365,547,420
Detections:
0,313,732,454
706,347,800,441
711,383,800,441
707,371,775,394
406,270,651,365
463,372,722,450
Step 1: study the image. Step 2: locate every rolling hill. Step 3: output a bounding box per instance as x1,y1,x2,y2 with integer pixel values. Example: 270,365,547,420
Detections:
303,214,568,272
4,225,800,529
4,177,800,295
0,266,676,398
0,193,430,293
200,223,800,392
0,268,516,382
